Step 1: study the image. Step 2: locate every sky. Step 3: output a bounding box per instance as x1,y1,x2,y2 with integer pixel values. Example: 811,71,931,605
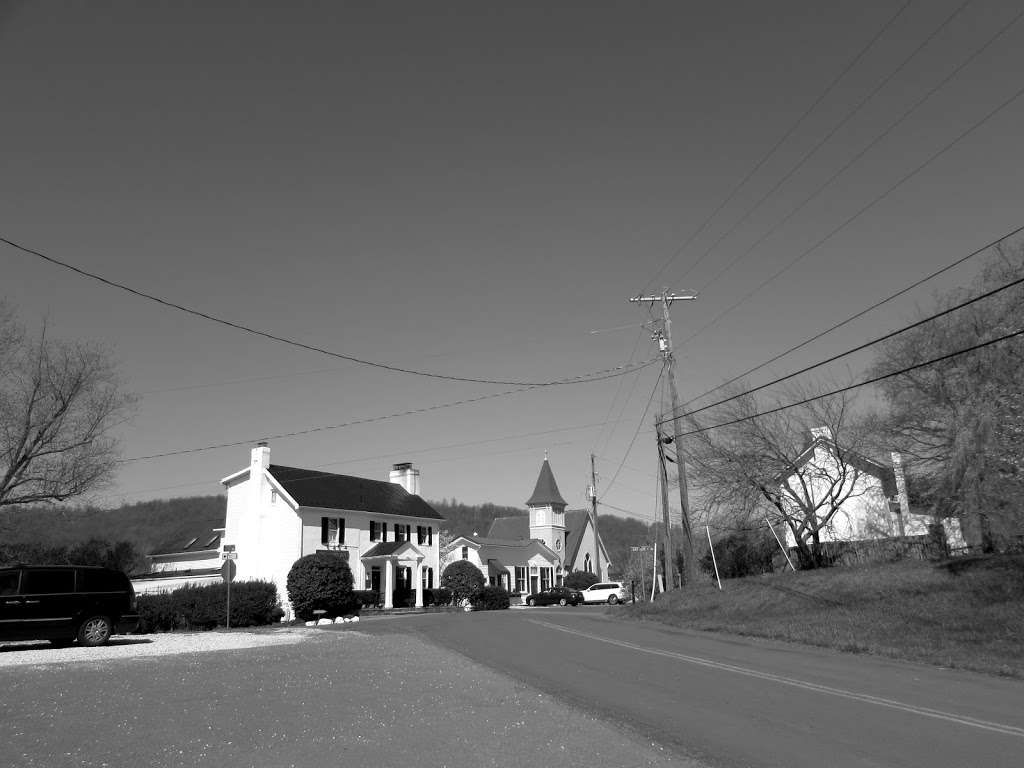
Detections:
2,1,1023,526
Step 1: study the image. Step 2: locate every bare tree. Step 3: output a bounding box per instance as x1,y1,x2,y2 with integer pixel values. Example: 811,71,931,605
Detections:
0,303,135,510
682,382,877,568
869,242,1024,550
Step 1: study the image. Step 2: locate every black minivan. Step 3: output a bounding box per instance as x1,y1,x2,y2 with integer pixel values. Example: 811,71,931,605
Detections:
0,565,140,646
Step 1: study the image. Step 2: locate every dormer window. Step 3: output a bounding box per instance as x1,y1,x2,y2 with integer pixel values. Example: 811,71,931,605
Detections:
184,537,198,550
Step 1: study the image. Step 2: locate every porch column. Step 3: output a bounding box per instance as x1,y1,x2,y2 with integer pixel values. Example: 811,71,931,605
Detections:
415,564,424,608
383,559,394,609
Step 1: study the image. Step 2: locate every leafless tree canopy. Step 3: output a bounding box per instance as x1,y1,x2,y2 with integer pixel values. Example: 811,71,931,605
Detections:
0,303,135,509
681,381,873,568
869,241,1024,550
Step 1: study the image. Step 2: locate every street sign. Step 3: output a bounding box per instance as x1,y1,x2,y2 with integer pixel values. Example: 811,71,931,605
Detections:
631,546,654,552
223,552,238,560
221,560,237,582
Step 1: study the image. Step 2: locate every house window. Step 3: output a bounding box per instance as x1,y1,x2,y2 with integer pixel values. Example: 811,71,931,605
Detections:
461,546,469,560
417,525,427,545
515,566,526,593
422,567,434,590
321,517,345,549
540,567,552,591
370,521,379,541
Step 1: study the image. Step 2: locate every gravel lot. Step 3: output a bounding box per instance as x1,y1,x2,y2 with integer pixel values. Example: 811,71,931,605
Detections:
1,623,690,767
0,628,310,667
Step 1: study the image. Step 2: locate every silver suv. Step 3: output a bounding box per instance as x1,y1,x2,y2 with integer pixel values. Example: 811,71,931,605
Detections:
578,581,626,604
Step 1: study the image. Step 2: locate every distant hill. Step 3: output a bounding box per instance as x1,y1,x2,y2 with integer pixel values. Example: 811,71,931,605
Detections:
1,495,657,578
1,496,227,558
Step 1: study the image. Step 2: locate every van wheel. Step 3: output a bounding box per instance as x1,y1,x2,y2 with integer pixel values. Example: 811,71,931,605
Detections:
558,598,567,606
607,595,619,605
78,616,112,647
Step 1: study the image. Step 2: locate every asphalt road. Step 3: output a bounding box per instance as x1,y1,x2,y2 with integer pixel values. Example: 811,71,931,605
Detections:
369,606,1024,768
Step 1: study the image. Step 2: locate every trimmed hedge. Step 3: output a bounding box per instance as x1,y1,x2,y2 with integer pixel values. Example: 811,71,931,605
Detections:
470,585,510,611
137,580,283,633
441,560,485,604
286,552,357,621
352,590,380,608
424,587,453,606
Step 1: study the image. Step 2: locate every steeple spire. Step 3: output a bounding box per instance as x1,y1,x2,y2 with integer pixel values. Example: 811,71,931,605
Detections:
526,457,567,508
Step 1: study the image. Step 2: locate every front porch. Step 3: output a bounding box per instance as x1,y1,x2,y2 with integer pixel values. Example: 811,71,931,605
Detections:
362,541,435,609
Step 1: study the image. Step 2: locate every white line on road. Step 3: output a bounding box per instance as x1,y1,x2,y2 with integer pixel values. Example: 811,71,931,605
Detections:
529,618,1024,739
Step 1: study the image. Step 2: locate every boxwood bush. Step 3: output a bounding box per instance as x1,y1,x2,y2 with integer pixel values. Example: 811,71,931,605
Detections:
137,580,283,632
470,585,510,611
441,560,485,604
286,551,357,621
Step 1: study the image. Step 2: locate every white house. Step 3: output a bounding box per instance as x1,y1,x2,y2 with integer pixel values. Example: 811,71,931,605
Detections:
132,526,224,595
447,458,613,595
219,444,444,617
781,427,964,552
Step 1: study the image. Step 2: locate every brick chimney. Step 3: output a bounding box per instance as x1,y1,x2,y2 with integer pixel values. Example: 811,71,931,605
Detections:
389,462,420,496
252,441,270,472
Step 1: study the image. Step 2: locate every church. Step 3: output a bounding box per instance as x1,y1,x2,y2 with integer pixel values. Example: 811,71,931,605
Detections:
447,457,613,596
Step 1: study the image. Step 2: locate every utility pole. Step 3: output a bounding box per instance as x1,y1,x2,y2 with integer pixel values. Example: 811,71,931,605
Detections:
655,421,674,592
630,290,698,587
589,453,602,580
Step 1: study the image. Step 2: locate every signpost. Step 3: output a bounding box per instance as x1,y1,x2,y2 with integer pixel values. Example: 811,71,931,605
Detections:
222,545,237,629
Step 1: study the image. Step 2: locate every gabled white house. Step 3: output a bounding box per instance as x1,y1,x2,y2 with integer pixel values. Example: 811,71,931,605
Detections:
446,457,613,595
780,427,963,551
220,444,443,618
132,526,224,595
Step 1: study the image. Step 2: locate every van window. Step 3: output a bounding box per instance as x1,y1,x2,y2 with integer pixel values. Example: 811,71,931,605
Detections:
80,569,127,592
0,570,19,595
22,569,75,594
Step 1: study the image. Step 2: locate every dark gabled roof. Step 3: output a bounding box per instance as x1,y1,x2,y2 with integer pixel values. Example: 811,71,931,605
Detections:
526,459,567,507
362,541,410,557
486,516,530,540
462,533,535,548
148,508,225,556
564,509,589,566
268,465,443,520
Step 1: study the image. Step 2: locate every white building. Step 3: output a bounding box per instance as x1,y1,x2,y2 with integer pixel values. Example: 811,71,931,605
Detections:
447,458,613,595
133,443,444,617
781,427,963,552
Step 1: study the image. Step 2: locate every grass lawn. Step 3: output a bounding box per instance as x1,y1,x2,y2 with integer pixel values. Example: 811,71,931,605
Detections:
623,554,1024,678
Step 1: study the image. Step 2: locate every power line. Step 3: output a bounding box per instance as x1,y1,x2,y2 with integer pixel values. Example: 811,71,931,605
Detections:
596,363,665,502
641,0,914,292
674,267,1024,421
679,223,1024,409
120,363,660,462
668,326,1024,435
677,76,1024,350
1,235,655,388
680,1,977,293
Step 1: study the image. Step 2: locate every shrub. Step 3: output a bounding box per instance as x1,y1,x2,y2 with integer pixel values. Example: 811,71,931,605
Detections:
136,580,283,632
441,560,485,604
701,531,775,579
470,585,510,611
352,590,380,608
286,552,357,621
392,588,415,608
564,570,601,589
429,587,453,606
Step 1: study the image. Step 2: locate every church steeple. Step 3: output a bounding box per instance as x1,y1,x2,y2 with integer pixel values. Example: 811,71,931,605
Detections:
527,457,567,565
526,457,567,508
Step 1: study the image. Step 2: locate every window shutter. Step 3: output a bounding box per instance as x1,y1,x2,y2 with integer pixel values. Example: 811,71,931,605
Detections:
382,522,387,542
370,521,377,541
406,524,411,542
321,517,329,545
428,526,433,545
339,518,345,545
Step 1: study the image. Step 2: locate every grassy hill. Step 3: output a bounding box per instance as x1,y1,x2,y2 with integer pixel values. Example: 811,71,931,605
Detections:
625,554,1024,678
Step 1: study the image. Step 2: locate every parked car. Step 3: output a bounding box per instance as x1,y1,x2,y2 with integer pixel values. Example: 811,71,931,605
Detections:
525,586,582,607
578,581,626,604
0,565,140,646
